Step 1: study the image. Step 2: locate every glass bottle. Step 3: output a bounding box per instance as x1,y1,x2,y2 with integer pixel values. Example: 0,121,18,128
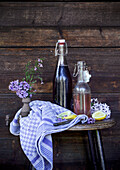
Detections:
73,61,91,117
53,39,72,109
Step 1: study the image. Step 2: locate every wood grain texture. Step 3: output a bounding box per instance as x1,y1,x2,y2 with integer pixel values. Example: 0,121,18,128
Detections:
0,47,120,94
68,119,116,131
0,27,120,47
52,130,120,163
1,47,120,75
0,2,120,27
0,137,30,167
0,1,120,169
0,130,119,169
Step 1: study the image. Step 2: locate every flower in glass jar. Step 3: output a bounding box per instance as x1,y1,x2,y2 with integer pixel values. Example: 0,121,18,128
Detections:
8,58,43,98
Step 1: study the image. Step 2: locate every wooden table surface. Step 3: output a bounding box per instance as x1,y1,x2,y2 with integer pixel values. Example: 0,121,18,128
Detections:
68,119,116,131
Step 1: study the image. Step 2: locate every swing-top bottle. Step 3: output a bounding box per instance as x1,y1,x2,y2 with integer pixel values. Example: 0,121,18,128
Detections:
73,61,91,117
53,39,72,109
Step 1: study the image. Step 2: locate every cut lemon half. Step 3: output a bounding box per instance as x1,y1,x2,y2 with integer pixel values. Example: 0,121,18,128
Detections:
57,111,72,119
64,114,77,120
92,110,106,120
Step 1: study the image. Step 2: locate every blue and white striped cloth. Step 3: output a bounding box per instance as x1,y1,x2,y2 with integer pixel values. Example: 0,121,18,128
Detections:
10,100,88,170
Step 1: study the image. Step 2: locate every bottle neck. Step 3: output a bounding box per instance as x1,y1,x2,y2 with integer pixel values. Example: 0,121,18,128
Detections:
78,66,84,82
58,44,67,66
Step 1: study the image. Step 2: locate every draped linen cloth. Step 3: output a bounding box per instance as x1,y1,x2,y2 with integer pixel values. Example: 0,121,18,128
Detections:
10,100,88,170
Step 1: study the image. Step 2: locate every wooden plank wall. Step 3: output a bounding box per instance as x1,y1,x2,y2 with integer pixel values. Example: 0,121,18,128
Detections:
0,2,120,170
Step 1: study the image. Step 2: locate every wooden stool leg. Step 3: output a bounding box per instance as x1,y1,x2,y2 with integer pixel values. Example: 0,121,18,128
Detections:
88,130,106,170
95,130,106,170
88,130,98,170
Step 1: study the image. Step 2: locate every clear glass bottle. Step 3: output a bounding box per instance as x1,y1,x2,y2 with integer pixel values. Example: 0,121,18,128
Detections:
53,39,72,109
73,61,91,117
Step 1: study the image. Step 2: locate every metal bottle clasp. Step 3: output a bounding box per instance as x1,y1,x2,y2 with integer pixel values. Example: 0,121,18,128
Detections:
55,41,68,56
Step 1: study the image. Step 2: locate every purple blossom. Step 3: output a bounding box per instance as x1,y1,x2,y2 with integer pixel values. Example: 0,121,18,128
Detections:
38,58,43,63
91,98,111,119
87,117,95,124
9,80,31,99
16,90,28,98
38,63,43,67
9,80,19,91
8,58,43,99
41,81,44,85
34,66,37,71
18,81,30,91
29,94,32,98
23,82,30,91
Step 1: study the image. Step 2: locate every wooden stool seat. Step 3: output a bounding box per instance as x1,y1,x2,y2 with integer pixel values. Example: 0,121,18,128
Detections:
68,119,116,131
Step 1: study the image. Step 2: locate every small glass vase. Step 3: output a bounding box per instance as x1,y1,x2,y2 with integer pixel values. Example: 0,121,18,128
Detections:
21,97,31,117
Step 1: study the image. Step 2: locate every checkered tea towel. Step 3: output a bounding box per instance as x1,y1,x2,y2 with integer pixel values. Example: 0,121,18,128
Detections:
10,100,88,170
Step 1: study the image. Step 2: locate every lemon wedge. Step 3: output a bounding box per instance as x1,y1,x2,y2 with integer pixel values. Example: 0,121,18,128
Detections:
57,111,72,119
64,114,77,120
57,111,77,120
92,110,106,120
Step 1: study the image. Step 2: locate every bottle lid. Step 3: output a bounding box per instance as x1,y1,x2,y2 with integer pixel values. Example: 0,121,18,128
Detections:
77,61,84,68
58,39,65,45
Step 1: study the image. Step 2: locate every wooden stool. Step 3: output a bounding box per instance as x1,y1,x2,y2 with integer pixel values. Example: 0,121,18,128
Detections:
68,119,116,170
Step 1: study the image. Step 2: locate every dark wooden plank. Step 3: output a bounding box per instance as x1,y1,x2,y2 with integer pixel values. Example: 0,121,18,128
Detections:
0,27,120,47
2,74,120,94
53,161,120,170
0,130,119,169
0,128,119,165
52,130,120,163
1,47,120,76
0,47,120,93
0,2,120,27
0,135,119,169
0,137,30,167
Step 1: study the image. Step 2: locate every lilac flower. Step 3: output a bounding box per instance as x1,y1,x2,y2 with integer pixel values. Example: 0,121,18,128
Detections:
9,80,31,99
87,117,95,124
18,81,30,91
41,81,44,85
9,58,43,99
34,66,37,71
38,58,43,63
29,94,32,98
16,90,28,98
38,63,43,68
9,80,19,91
91,98,111,119
23,82,30,91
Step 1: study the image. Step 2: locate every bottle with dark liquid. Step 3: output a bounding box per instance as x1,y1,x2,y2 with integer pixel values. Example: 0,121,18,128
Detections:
73,61,91,117
53,39,72,109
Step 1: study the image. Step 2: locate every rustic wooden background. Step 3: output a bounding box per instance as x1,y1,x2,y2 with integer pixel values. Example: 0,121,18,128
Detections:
0,2,120,170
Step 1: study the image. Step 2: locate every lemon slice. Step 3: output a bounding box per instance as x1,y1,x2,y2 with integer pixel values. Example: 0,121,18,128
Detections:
57,111,72,119
64,114,77,119
92,110,106,120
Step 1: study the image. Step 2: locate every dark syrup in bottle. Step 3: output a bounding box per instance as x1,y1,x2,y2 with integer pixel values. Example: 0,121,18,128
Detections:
53,39,72,109
53,65,72,109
